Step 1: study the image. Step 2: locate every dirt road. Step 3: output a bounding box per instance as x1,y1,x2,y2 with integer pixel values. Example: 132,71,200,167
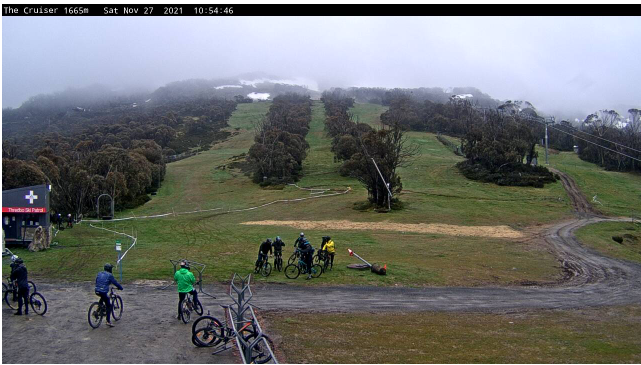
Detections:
2,284,238,364
248,169,641,311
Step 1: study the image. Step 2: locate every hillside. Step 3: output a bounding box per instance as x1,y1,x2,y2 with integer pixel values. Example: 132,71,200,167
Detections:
7,102,613,287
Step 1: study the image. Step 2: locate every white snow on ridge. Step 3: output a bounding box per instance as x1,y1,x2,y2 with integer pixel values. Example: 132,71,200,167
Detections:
239,77,319,91
214,85,243,89
452,94,474,99
247,92,270,101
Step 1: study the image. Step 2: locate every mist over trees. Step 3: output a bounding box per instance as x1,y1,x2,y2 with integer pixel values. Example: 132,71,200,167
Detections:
248,93,312,185
2,86,238,217
322,91,419,208
577,109,641,172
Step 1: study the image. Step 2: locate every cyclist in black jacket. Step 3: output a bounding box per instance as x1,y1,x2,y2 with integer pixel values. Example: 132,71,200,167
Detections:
272,236,285,257
255,238,273,272
299,240,315,280
294,232,307,249
10,258,29,315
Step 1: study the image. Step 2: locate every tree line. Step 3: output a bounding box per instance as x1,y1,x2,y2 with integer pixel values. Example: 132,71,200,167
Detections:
321,90,418,208
381,92,641,187
3,95,238,217
248,93,312,185
577,109,641,172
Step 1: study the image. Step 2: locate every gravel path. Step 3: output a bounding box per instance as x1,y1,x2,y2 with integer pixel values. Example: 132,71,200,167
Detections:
2,284,238,364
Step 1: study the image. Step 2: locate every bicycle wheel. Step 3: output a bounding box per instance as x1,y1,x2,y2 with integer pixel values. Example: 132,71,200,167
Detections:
111,295,123,321
322,259,330,273
4,288,17,309
180,299,191,324
29,292,47,315
275,256,283,272
242,331,274,364
194,298,204,316
261,262,272,277
311,264,323,278
287,252,297,265
284,264,299,279
191,316,224,347
28,281,37,293
88,302,103,329
2,284,7,304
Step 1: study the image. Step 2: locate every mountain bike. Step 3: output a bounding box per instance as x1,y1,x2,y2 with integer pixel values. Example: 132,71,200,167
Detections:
254,255,272,277
3,277,36,309
284,257,322,279
274,251,283,272
88,288,123,328
192,305,274,364
287,248,300,265
180,290,204,324
3,279,45,314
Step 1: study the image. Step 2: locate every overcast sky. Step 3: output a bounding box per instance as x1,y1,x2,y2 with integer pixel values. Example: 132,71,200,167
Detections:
3,16,640,118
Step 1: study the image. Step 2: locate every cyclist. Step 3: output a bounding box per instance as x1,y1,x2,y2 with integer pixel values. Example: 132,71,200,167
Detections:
95,263,123,327
321,236,336,270
10,257,29,315
299,239,315,280
174,260,198,319
175,260,199,319
255,238,273,272
294,232,306,249
271,236,285,262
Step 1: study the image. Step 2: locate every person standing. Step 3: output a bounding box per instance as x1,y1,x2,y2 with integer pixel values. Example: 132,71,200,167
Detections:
322,236,336,270
10,258,29,315
299,240,315,280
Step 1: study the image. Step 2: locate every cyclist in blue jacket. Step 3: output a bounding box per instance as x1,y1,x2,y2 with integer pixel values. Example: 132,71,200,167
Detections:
95,263,123,327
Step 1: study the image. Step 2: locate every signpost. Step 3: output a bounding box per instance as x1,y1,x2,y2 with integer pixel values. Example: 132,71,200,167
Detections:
115,239,122,281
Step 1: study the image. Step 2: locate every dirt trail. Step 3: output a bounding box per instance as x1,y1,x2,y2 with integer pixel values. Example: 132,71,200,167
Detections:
549,167,602,216
241,220,523,239
246,170,641,311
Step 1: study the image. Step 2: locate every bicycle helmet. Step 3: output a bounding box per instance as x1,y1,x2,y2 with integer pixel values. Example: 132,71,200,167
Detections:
300,232,305,237
104,263,113,273
180,260,190,270
276,236,281,241
266,238,272,243
14,257,24,264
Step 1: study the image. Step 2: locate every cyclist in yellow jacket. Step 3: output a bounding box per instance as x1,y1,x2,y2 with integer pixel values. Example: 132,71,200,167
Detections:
321,236,336,270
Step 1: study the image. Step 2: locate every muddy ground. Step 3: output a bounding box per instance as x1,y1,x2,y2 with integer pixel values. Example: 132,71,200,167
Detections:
2,282,238,364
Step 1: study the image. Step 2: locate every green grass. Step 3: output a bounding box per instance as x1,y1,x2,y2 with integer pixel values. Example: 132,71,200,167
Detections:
575,221,641,264
264,306,641,363
10,102,639,287
349,102,388,128
548,151,641,217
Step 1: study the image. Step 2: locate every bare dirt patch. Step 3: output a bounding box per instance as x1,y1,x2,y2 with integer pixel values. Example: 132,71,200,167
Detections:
240,220,523,239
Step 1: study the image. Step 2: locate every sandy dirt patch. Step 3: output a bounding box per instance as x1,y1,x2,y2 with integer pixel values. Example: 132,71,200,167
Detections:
240,220,523,239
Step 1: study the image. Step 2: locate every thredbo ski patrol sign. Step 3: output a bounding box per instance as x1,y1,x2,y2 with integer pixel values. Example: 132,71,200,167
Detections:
2,184,51,244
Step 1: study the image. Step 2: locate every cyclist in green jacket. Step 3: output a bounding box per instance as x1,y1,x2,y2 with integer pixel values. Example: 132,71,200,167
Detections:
174,261,199,319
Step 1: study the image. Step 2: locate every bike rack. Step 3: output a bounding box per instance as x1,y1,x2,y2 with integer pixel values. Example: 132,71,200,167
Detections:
159,259,216,299
225,273,278,364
